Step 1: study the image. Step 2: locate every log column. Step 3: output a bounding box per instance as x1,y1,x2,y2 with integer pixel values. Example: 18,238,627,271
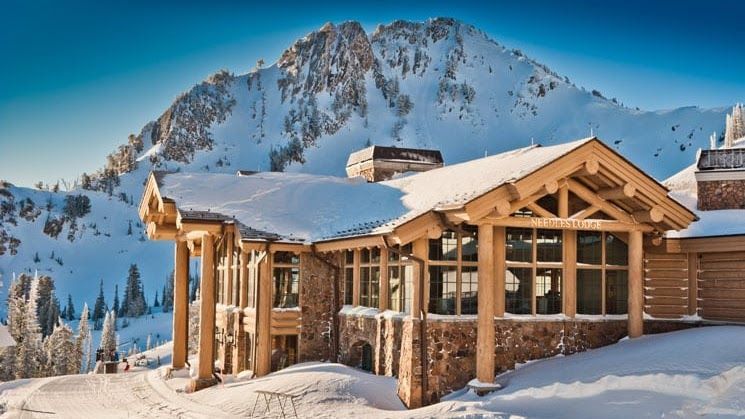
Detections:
172,240,189,369
411,238,428,317
628,230,644,338
255,250,272,376
238,249,250,309
193,233,217,390
380,247,390,311
476,224,495,383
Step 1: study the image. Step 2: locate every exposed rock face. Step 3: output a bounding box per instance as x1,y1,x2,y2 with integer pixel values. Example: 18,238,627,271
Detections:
697,180,745,210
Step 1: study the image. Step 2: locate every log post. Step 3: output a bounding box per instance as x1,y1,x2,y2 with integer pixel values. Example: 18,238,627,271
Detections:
411,238,428,316
687,253,698,316
193,233,217,389
172,240,189,369
628,230,644,338
476,224,495,383
494,226,506,317
239,249,249,309
352,249,361,306
255,250,272,376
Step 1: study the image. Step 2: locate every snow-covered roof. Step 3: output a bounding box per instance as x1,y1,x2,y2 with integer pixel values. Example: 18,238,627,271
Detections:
0,325,16,348
155,138,593,242
346,145,443,167
665,156,745,239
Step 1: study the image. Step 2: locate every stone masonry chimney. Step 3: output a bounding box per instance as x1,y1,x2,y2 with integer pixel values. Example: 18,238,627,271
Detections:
346,145,444,182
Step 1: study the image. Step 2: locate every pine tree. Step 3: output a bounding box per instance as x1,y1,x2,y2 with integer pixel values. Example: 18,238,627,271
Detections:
112,284,120,316
44,320,77,376
65,294,75,320
36,275,57,337
162,272,174,313
153,290,160,308
122,264,146,317
76,303,91,373
15,276,43,378
99,311,117,361
92,279,106,329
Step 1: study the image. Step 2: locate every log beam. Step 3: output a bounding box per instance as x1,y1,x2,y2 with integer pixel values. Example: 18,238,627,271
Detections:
633,206,665,224
598,184,636,200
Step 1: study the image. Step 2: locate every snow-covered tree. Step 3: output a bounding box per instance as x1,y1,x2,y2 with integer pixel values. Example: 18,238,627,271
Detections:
99,311,117,361
76,303,91,373
44,320,77,376
112,284,120,316
15,276,44,378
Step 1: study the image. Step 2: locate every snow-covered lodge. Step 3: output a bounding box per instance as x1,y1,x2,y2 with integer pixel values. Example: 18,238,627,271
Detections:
139,132,745,407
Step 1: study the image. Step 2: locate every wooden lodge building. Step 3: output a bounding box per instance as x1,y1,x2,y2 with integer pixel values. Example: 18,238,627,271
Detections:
139,137,745,407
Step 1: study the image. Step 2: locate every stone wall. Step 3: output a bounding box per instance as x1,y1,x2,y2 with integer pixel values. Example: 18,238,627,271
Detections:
338,309,404,376
402,318,701,407
214,305,241,375
298,254,337,363
697,179,745,210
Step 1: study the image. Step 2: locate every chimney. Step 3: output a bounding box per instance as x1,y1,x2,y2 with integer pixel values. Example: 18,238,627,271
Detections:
695,148,745,210
346,145,444,182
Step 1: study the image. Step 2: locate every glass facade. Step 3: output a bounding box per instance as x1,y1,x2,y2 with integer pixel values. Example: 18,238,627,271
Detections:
575,232,629,315
272,252,300,308
428,227,478,315
359,248,381,308
388,244,413,314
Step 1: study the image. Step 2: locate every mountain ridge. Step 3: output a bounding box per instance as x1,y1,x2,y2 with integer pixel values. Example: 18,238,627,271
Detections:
0,17,730,319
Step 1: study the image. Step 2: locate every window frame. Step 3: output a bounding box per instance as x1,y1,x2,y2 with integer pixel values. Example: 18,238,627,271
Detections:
271,251,300,309
576,231,629,316
428,227,478,316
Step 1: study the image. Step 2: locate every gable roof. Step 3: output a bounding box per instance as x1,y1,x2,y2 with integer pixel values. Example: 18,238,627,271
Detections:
152,138,593,242
145,137,696,244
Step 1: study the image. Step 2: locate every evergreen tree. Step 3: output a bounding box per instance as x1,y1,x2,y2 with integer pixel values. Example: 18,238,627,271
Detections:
65,294,76,320
76,303,91,373
44,320,77,376
99,311,117,361
36,275,57,337
15,276,43,378
122,264,146,317
112,284,120,317
92,279,106,329
153,290,160,308
162,271,174,313
146,334,152,351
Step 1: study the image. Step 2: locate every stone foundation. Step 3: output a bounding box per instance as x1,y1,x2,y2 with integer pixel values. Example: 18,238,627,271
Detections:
338,309,404,376
697,179,745,210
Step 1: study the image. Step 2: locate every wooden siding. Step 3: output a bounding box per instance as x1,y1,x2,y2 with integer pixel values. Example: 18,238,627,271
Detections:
699,252,745,322
643,253,690,318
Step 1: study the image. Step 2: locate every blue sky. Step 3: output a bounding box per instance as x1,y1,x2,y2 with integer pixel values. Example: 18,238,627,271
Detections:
1,0,744,187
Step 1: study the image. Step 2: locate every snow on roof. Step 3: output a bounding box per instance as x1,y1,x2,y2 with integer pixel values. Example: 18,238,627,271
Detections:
346,145,443,167
664,158,745,238
0,325,16,348
157,138,593,242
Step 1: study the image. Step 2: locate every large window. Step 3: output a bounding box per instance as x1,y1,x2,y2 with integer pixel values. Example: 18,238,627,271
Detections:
505,228,563,315
359,248,381,308
272,252,299,308
428,226,478,315
388,244,413,314
576,232,628,315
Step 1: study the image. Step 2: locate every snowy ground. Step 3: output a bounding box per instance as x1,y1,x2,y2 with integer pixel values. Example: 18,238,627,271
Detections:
1,326,744,418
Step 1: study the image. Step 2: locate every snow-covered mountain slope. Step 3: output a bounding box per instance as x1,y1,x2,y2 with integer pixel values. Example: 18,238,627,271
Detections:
0,17,731,318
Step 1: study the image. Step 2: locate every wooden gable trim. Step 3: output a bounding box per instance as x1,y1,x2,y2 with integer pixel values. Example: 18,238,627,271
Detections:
389,211,444,246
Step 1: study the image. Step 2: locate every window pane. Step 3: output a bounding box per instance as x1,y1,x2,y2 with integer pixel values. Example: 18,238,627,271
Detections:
606,234,628,266
272,267,299,308
506,228,532,263
360,267,370,306
344,267,354,305
360,248,370,264
537,229,562,262
536,194,558,215
345,250,354,265
506,267,532,314
606,270,628,314
577,269,601,314
403,265,413,314
577,231,602,265
461,226,478,262
429,230,457,261
428,265,456,315
389,266,402,312
370,248,381,264
536,268,562,314
461,266,478,314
